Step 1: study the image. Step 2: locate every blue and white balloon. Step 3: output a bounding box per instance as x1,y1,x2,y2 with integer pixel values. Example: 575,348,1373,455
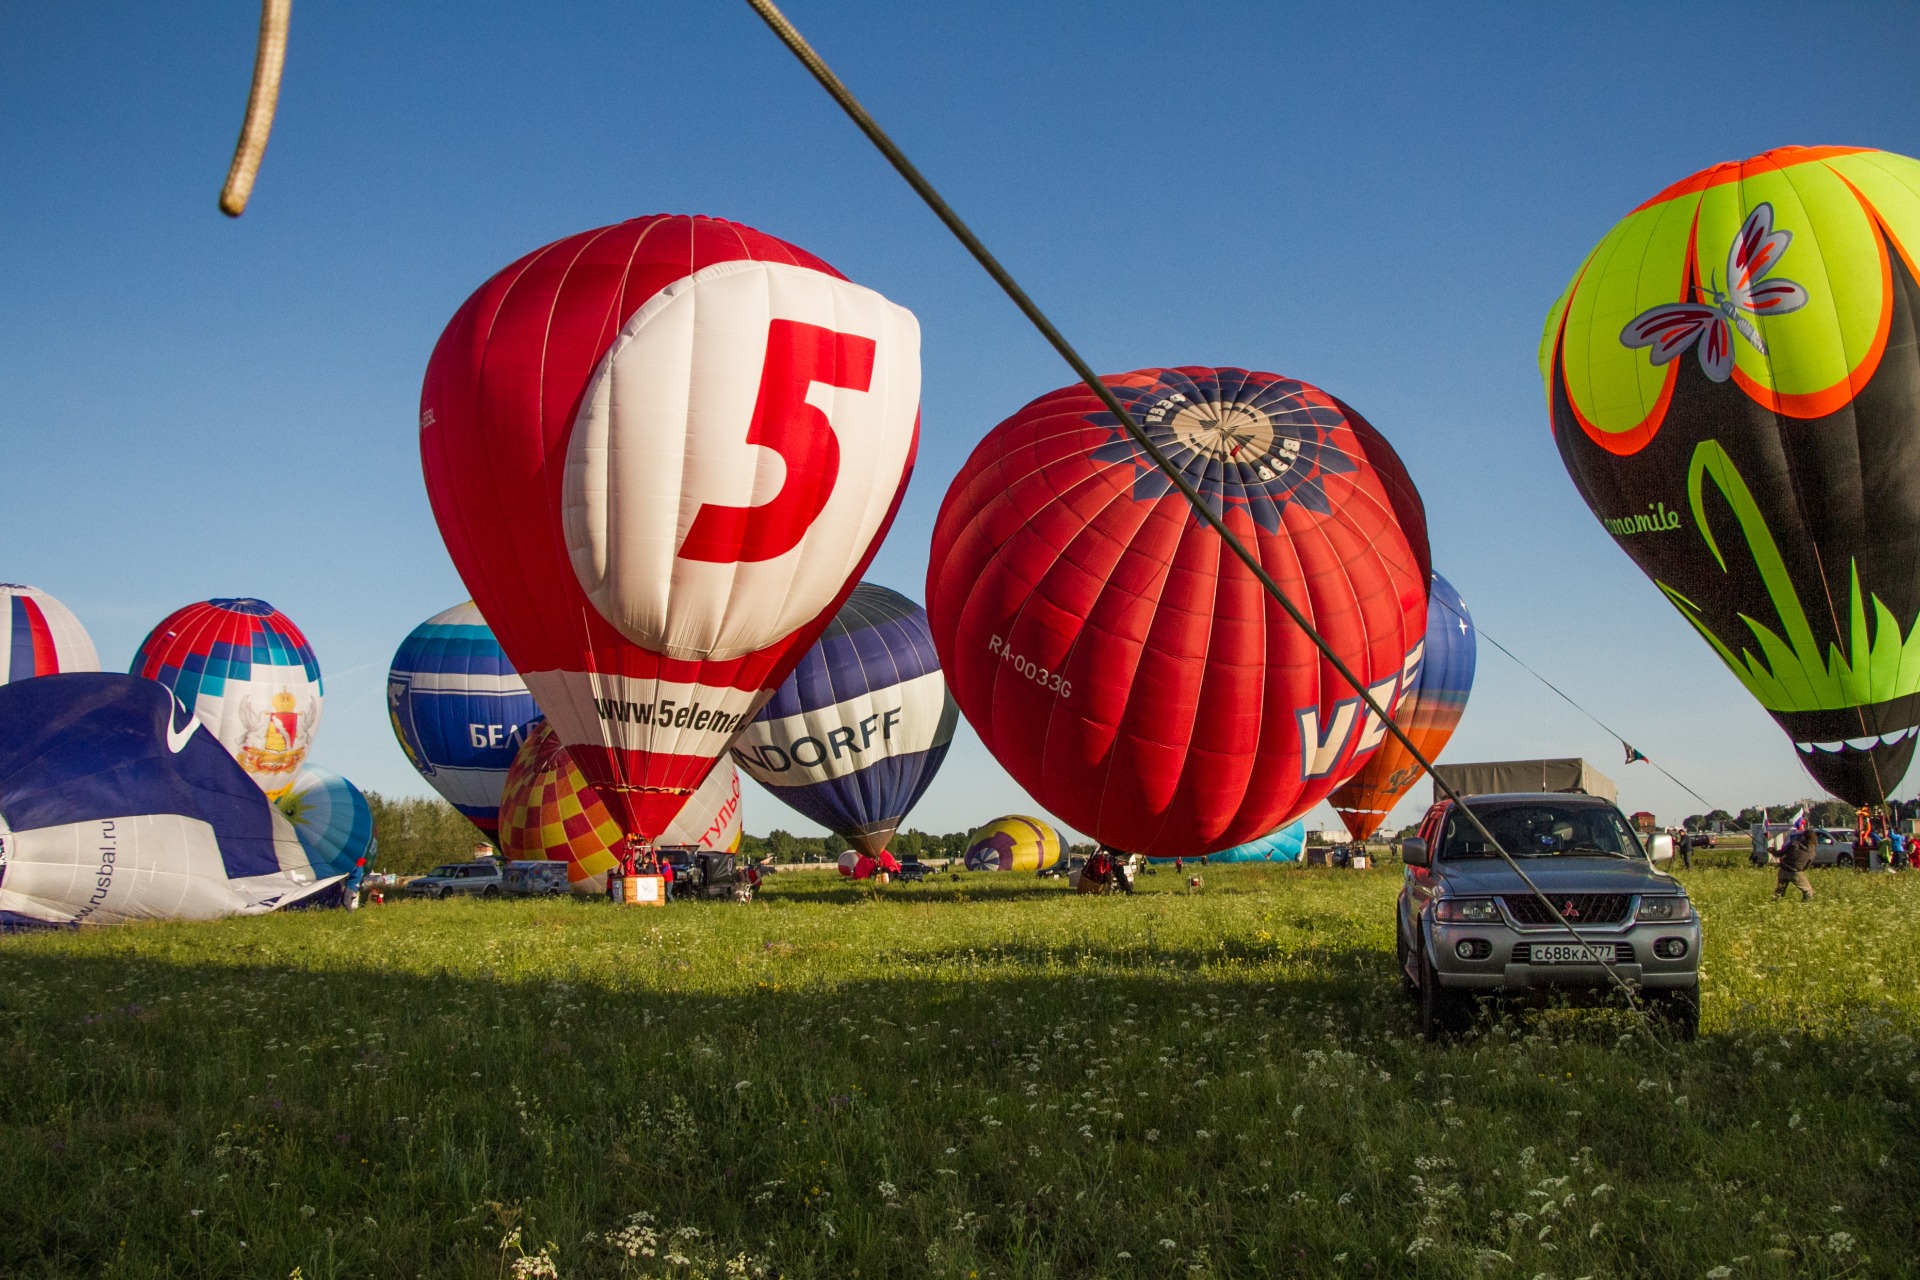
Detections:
387,601,541,836
275,765,377,891
0,674,341,926
733,584,956,856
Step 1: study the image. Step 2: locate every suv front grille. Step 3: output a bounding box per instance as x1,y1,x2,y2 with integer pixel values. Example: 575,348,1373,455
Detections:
1511,942,1634,964
1502,893,1631,925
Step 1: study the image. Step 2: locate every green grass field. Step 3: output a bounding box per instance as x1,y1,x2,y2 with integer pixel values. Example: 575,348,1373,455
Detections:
3,861,1916,1279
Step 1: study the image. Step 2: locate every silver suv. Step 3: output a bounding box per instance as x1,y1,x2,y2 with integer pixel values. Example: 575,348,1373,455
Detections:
1397,793,1701,1040
404,860,505,899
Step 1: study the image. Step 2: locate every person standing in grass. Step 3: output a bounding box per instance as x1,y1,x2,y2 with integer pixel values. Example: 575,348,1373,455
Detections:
1676,829,1694,871
1774,827,1816,902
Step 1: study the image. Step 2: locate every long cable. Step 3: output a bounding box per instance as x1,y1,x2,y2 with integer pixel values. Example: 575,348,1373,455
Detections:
740,0,1667,1047
1473,624,1718,812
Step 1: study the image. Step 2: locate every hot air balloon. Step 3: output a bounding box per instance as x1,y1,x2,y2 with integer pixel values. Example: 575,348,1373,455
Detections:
838,849,878,879
962,815,1064,872
732,583,956,857
498,721,742,893
1329,574,1476,842
928,367,1431,856
421,214,921,847
274,765,376,891
388,602,541,836
0,674,339,925
1543,146,1920,805
2,584,100,685
1145,819,1308,863
131,598,322,800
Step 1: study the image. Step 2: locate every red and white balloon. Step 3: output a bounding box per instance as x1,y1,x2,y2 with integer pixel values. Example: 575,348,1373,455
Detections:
421,216,920,839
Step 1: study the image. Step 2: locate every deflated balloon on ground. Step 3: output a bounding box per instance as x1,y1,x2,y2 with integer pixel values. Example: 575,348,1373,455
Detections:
962,814,1064,873
0,674,341,926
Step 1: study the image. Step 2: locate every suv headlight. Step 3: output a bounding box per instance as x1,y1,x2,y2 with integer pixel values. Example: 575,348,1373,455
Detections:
1635,895,1694,922
1434,897,1500,922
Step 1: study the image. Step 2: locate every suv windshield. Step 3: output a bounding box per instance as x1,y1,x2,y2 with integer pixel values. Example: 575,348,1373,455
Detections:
1439,802,1644,860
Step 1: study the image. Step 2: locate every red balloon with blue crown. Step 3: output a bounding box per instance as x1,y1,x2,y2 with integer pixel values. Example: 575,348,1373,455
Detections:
927,367,1431,856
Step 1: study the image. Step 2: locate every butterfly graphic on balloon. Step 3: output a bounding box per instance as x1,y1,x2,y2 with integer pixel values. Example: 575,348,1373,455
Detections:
1620,202,1809,380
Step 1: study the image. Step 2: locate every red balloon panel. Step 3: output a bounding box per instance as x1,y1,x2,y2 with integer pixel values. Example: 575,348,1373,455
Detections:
928,368,1430,856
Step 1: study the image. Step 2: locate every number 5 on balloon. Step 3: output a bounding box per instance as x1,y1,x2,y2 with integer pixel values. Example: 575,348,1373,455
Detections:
678,320,876,564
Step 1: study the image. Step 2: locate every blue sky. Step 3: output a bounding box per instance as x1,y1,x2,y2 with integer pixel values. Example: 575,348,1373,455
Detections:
5,2,1919,840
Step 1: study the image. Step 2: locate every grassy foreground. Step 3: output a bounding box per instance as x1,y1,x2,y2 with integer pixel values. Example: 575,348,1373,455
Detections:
3,863,1916,1279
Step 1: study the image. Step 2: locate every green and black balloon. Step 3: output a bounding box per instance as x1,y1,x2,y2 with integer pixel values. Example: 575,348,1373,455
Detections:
1543,146,1920,806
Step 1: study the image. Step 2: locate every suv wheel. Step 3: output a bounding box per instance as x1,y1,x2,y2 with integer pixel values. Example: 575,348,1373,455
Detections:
1646,987,1700,1041
483,884,501,899
1418,932,1472,1041
1395,927,1417,1000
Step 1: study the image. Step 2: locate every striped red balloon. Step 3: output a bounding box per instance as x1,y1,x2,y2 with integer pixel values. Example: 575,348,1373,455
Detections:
928,367,1430,856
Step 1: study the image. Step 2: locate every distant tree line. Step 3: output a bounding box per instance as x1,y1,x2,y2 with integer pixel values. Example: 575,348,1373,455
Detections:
1389,797,1920,845
1685,798,1920,832
360,795,1079,876
363,793,494,876
733,828,1097,863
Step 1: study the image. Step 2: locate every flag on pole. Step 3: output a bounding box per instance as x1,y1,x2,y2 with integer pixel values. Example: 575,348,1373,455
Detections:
1769,806,1808,853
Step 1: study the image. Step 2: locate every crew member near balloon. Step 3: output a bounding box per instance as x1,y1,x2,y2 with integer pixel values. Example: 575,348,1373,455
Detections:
1545,146,1920,808
1775,824,1817,902
928,366,1431,857
421,214,922,855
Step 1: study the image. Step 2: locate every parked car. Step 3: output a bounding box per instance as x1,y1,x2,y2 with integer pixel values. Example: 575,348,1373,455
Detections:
1811,827,1857,867
661,848,696,882
683,850,757,901
405,860,505,899
1397,792,1701,1040
896,857,934,883
501,860,572,897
